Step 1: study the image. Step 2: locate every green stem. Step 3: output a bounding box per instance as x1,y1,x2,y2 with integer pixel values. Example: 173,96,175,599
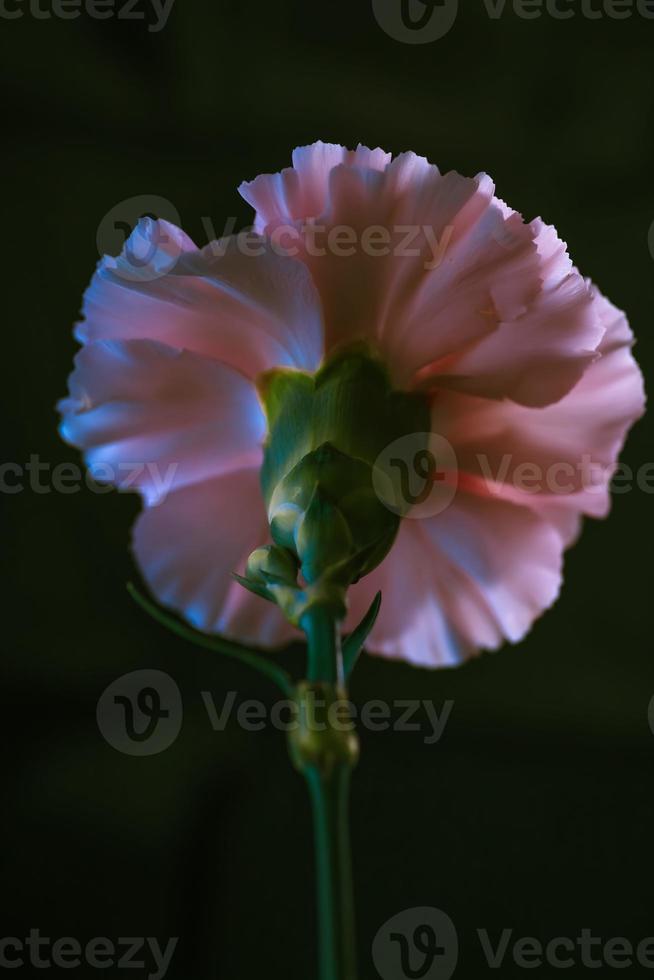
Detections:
304,605,345,686
301,606,358,980
305,764,357,980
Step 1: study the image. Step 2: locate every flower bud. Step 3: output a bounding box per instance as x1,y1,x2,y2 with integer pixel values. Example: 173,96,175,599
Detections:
268,442,398,587
245,544,298,587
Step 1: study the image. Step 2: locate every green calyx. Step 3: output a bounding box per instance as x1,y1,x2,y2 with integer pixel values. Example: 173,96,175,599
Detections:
237,345,430,625
269,443,396,588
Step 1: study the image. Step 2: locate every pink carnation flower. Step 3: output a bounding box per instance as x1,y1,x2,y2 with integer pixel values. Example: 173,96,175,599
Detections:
59,142,645,667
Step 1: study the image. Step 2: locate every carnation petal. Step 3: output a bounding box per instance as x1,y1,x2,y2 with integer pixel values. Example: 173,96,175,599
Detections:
77,220,324,378
433,221,604,407
239,140,392,233
58,338,266,504
442,288,645,522
347,490,565,667
240,143,601,407
133,467,296,646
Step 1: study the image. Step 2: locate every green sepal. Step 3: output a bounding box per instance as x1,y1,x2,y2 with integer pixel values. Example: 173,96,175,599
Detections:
231,573,275,604
258,368,315,507
295,485,353,584
342,591,382,678
259,345,431,510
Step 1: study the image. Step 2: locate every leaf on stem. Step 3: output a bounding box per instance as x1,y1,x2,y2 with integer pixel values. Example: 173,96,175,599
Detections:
126,581,294,695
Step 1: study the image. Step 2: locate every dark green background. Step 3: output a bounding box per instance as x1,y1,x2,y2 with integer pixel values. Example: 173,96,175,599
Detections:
3,1,653,977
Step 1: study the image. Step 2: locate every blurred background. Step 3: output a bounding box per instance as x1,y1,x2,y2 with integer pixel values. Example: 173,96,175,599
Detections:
2,1,653,977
